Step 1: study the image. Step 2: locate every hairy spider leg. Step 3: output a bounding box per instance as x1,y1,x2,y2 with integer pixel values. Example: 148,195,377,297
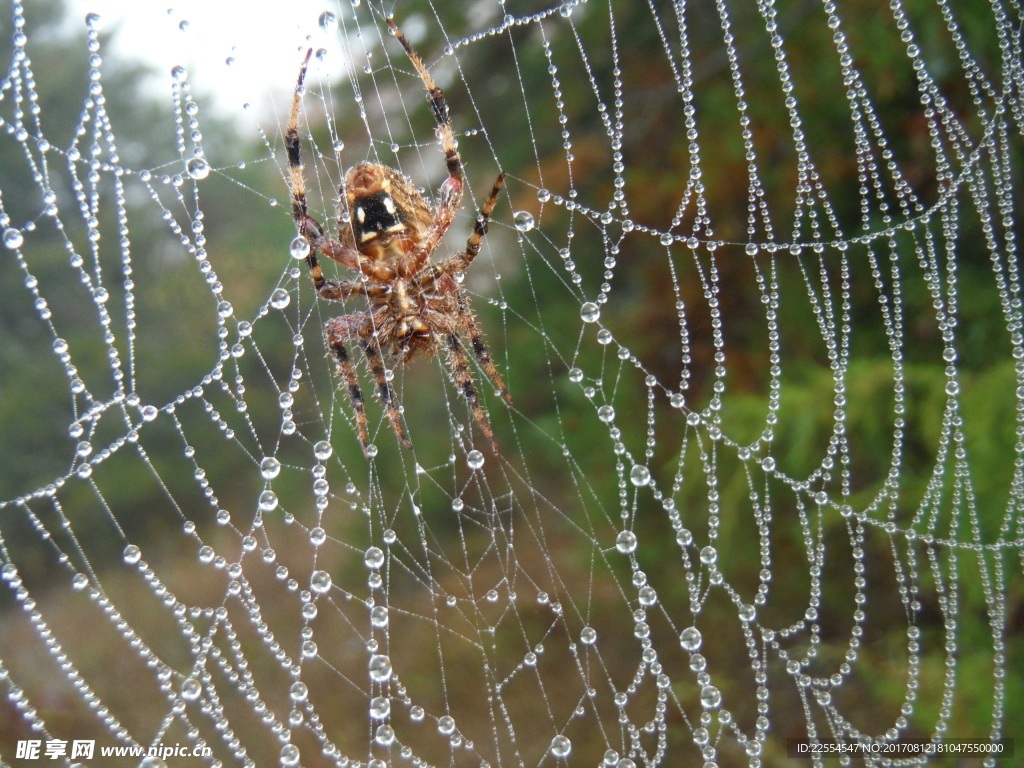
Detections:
362,340,412,450
387,19,464,255
286,48,368,288
326,335,370,451
446,334,498,450
422,173,505,283
456,293,513,405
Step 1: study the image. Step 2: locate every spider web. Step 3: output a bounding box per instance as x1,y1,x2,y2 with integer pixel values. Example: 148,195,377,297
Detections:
1,0,1022,766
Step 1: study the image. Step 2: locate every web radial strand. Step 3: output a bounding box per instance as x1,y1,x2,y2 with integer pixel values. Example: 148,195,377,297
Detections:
0,0,1021,766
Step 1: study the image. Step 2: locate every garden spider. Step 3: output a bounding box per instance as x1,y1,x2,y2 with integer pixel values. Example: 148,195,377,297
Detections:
286,19,512,457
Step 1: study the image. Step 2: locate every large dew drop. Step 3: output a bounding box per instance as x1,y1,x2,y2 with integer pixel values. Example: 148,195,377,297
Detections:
550,734,572,758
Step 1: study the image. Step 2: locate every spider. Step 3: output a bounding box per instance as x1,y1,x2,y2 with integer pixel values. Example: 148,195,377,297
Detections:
286,19,512,457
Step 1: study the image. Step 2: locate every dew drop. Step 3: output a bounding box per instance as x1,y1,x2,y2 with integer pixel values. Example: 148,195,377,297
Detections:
700,685,722,709
369,654,393,682
438,715,456,735
186,157,210,180
568,367,584,383
580,302,600,323
467,450,485,470
370,605,389,627
370,696,390,720
550,734,572,758
615,530,637,554
313,440,333,460
629,464,651,486
258,490,279,511
537,188,551,202
123,544,142,565
410,705,425,722
3,228,24,249
597,405,615,423
310,569,332,593
333,138,345,153
260,456,281,479
318,10,337,31
270,288,291,309
680,626,702,651
289,235,310,260
280,744,300,767
180,678,202,702
580,626,597,645
513,210,535,232
364,546,385,569
699,545,717,565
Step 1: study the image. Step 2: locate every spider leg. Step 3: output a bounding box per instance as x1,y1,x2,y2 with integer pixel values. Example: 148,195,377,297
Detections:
428,173,505,279
387,19,464,248
286,49,368,285
325,317,370,455
362,340,413,450
456,293,513,405
446,333,498,451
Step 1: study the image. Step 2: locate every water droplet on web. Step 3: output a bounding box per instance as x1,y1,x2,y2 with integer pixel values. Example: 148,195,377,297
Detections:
370,696,390,720
629,464,650,486
467,450,485,470
580,302,600,323
410,705,425,721
310,569,332,593
310,527,326,546
550,734,572,758
289,235,310,260
270,288,291,309
700,685,721,709
437,714,456,734
597,405,615,423
181,677,201,700
369,654,392,682
313,440,332,460
615,530,637,554
580,626,597,645
364,546,384,569
513,211,535,231
75,441,93,457
123,544,142,565
370,605,389,627
185,157,209,180
141,405,159,422
258,490,279,511
537,188,551,202
333,138,345,153
279,744,300,767
260,456,281,479
699,545,717,565
568,367,583,383
84,12,102,28
680,626,702,651
3,228,23,249
739,603,756,622
318,11,338,31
